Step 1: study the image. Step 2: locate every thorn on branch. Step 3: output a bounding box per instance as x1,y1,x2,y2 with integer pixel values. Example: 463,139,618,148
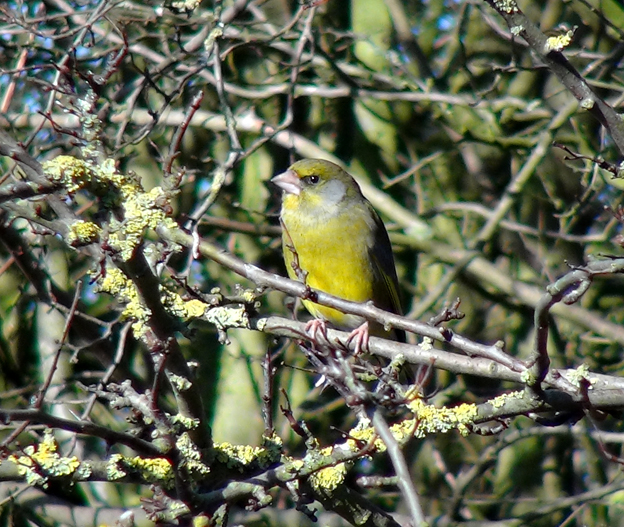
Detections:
428,298,464,327
280,388,313,442
301,285,317,303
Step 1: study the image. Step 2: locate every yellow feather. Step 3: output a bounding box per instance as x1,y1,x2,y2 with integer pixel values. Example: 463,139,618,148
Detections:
281,193,375,328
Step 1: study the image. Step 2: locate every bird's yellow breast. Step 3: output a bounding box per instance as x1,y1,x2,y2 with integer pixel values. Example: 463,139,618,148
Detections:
281,194,375,328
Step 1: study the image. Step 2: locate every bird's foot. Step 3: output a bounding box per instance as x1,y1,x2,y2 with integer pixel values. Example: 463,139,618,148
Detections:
346,321,370,355
305,319,329,345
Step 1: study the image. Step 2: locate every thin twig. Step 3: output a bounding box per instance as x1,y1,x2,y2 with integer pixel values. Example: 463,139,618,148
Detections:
35,281,83,408
372,409,426,527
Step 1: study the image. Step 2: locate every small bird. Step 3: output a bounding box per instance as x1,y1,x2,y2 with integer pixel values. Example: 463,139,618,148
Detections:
272,158,404,349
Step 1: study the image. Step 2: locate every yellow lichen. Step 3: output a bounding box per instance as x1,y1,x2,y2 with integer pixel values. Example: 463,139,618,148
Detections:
96,158,136,193
204,306,250,331
106,454,174,488
494,0,518,13
97,267,130,297
204,26,223,55
42,155,91,194
544,30,574,53
215,443,256,468
171,0,201,10
214,440,282,472
562,364,596,388
309,459,347,492
310,400,478,486
347,418,382,451
169,412,200,430
107,185,178,261
184,299,210,318
420,336,433,351
263,432,283,450
241,289,257,303
9,430,80,488
489,390,524,409
176,433,210,476
580,98,595,110
46,152,177,262
124,456,175,487
167,372,193,393
407,398,478,437
521,369,536,385
67,220,101,247
161,290,208,320
193,515,211,527
96,267,151,338
282,401,478,496
107,453,128,481
390,415,421,442
96,267,209,341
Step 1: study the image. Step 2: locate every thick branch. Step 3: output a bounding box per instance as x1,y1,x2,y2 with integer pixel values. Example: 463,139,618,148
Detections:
484,0,624,155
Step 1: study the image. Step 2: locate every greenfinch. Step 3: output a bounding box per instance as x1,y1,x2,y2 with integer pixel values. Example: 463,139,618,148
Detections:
272,159,404,345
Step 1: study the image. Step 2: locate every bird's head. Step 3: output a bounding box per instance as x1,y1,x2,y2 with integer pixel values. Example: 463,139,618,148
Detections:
272,159,363,216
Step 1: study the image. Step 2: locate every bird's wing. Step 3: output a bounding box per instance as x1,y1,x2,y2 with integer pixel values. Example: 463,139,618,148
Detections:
369,209,406,342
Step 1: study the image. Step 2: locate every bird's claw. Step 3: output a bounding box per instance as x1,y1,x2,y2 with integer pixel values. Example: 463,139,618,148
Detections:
305,319,370,355
305,319,329,344
346,321,370,355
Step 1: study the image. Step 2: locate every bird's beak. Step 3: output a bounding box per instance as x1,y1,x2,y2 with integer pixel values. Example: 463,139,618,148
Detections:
271,169,301,196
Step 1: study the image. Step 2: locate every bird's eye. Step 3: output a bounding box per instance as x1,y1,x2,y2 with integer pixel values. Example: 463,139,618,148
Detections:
304,175,320,185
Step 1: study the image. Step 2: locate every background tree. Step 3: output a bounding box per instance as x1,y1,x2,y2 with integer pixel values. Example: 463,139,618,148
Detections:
1,0,624,525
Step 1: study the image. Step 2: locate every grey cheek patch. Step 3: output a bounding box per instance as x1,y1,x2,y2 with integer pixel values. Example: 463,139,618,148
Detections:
321,179,346,209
